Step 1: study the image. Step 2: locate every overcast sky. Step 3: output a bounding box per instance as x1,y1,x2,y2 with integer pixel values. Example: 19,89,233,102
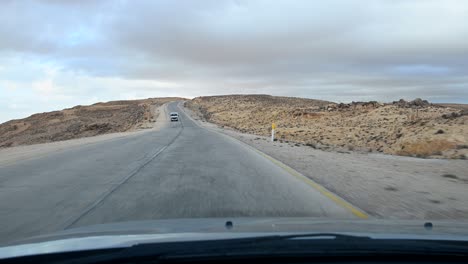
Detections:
1,0,468,123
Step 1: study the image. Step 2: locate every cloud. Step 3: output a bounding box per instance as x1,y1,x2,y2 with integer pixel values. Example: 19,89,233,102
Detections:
1,0,468,123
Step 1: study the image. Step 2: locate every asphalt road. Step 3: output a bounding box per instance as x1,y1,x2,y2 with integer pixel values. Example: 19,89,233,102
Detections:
0,101,357,245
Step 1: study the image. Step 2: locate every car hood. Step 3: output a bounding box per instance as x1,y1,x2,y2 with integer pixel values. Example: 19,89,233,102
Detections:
2,217,468,259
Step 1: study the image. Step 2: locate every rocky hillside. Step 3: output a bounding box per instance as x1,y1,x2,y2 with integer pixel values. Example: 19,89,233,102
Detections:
187,95,468,159
0,97,182,148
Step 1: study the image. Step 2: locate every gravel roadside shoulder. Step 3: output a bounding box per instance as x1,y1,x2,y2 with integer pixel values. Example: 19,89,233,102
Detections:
183,104,468,220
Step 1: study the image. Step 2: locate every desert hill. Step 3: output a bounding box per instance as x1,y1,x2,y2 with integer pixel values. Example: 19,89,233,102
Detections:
187,95,468,159
0,97,183,148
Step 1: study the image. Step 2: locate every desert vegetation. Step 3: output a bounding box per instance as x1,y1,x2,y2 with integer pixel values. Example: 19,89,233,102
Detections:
187,95,468,159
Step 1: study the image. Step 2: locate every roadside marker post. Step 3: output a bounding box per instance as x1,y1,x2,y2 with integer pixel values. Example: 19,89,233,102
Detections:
271,123,276,142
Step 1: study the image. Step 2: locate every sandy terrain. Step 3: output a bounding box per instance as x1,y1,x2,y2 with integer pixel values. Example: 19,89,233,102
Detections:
187,95,468,159
0,97,183,148
0,103,173,168
182,104,468,220
436,103,468,110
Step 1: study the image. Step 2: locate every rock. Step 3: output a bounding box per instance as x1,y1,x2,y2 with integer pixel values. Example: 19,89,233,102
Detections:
411,98,430,107
442,110,467,119
65,123,84,135
393,98,430,108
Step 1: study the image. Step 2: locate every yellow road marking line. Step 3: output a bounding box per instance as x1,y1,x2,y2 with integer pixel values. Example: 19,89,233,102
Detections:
178,102,369,219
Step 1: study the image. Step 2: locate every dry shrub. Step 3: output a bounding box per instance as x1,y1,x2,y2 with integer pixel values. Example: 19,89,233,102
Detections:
397,139,456,157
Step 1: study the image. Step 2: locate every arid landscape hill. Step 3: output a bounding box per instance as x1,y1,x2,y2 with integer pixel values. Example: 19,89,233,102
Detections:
0,97,183,148
2,94,467,159
187,95,468,159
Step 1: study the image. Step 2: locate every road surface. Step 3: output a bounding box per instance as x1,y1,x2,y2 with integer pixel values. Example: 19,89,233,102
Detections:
0,101,359,245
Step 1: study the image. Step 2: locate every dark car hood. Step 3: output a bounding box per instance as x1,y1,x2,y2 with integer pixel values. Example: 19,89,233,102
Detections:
2,217,468,259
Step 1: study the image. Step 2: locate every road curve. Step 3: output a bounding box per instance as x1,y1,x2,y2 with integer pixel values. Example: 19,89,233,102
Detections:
0,101,356,245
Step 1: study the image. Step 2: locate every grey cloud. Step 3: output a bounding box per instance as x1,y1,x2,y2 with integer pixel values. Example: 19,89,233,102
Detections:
0,0,113,54
108,1,468,64
1,0,468,109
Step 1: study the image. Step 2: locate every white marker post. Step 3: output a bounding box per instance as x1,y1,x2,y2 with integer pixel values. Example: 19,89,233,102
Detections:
271,123,276,142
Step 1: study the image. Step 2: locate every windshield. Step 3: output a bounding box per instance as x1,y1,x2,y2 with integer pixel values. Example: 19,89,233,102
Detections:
0,0,467,250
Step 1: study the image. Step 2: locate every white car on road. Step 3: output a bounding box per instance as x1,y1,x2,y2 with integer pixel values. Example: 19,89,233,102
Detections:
170,112,179,122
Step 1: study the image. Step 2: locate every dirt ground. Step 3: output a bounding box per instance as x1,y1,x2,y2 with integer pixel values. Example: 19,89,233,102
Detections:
183,104,468,220
187,95,468,159
0,103,172,168
0,97,183,148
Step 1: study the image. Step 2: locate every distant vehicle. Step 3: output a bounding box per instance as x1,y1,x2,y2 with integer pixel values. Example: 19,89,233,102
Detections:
170,112,179,122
